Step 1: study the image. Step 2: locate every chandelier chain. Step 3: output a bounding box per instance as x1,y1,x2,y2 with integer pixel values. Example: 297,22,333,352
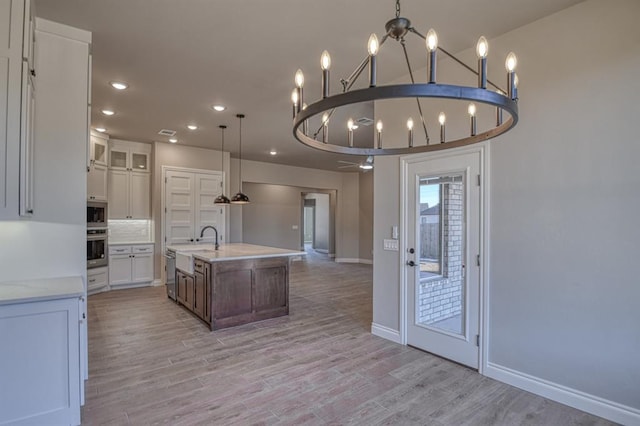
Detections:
395,0,400,18
400,38,430,143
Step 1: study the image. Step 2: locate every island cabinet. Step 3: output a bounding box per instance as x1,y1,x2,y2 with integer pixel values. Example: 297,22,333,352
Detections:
182,256,290,330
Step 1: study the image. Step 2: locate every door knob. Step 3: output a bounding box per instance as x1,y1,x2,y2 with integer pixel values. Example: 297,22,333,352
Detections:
408,248,415,254
406,260,416,267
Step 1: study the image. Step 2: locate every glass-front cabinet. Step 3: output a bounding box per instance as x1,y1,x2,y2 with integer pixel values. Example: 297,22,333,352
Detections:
108,140,150,172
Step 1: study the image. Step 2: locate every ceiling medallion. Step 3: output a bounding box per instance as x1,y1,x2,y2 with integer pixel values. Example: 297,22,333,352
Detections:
291,0,519,156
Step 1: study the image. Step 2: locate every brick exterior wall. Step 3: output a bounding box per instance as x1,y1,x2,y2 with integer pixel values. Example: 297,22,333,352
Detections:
418,182,463,325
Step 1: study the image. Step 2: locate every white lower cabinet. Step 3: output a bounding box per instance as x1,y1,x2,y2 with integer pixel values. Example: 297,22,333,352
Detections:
0,295,81,425
108,244,154,288
87,266,109,295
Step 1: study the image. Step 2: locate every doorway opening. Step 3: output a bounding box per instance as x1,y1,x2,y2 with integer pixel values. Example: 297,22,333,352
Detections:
302,193,330,258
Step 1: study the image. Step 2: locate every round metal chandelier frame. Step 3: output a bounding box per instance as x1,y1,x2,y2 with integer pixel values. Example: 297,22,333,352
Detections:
293,84,518,156
291,0,520,156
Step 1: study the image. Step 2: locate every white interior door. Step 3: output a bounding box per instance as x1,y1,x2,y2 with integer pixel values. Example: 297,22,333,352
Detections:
405,150,481,369
194,174,225,244
165,171,195,245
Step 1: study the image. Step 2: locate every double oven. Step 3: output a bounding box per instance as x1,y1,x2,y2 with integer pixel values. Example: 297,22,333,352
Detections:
87,201,108,269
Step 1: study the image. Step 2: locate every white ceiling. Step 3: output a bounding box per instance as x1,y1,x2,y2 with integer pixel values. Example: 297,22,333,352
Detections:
35,0,584,171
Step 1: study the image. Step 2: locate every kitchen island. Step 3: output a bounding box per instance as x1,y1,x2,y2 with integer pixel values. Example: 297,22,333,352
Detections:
167,243,305,330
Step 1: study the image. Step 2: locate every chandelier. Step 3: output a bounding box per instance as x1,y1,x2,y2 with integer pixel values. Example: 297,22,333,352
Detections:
291,0,519,156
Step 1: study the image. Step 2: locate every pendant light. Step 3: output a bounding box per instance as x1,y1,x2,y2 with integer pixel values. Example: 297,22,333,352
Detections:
214,125,230,204
231,113,250,204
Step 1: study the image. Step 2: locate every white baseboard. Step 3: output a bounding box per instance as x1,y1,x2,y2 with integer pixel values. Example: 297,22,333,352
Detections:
329,253,336,258
315,249,329,254
371,322,402,344
335,258,373,265
485,362,640,425
152,279,162,287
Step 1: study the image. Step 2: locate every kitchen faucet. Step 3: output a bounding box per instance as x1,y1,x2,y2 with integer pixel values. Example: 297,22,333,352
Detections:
200,226,219,250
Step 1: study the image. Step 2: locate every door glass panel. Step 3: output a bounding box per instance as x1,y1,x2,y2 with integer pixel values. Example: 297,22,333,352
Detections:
110,150,127,168
132,153,147,170
416,174,465,335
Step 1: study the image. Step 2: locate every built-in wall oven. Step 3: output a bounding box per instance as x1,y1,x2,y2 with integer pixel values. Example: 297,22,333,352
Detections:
87,228,108,269
87,201,107,228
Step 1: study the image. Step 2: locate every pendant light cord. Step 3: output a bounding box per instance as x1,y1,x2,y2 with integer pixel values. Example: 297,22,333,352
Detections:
237,114,245,193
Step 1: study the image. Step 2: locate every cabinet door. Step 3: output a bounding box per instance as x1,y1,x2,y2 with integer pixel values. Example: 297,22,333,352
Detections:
194,270,205,319
131,253,153,283
19,64,35,216
130,149,149,172
108,254,132,285
184,274,194,311
129,171,150,218
176,273,186,306
107,169,129,218
87,163,107,201
109,146,128,170
91,134,107,165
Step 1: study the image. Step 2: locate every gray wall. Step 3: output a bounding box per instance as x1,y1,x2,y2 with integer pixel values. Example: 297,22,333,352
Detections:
359,171,373,261
372,0,640,413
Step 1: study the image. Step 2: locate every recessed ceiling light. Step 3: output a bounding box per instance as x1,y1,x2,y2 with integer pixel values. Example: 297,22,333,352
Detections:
109,81,128,90
95,127,106,133
269,150,277,156
169,138,177,143
187,124,198,130
101,109,115,116
212,105,226,112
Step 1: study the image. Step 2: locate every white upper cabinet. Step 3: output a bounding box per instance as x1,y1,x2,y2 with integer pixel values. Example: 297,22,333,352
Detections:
87,131,108,201
107,140,151,219
109,140,150,172
0,0,33,219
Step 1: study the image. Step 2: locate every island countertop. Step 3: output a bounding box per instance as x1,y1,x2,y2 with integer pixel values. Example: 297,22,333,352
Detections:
167,243,306,263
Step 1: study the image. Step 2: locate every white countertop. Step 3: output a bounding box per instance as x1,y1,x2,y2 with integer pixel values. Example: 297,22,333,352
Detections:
0,276,84,306
167,243,305,263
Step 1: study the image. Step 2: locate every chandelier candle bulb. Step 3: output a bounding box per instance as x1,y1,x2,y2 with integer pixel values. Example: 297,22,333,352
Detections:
321,50,331,99
426,28,438,84
376,120,383,149
468,103,477,136
476,36,488,89
347,118,354,147
505,52,517,99
438,112,446,143
295,69,304,112
368,34,379,87
291,89,299,118
513,73,519,101
407,117,414,148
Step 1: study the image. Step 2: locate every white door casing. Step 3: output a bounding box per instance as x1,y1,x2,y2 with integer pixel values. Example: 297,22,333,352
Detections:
402,146,484,370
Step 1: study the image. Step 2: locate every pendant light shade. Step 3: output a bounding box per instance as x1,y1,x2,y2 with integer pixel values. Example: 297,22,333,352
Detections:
231,114,250,204
214,124,230,204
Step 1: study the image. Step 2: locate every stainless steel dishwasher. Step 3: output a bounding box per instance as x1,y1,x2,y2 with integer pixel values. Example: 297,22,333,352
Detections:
164,249,177,301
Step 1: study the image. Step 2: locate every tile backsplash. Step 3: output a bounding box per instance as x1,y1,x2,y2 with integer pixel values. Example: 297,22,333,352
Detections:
108,220,152,243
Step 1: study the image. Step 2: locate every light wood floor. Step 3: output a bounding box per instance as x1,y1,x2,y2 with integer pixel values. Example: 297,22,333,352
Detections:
84,252,613,425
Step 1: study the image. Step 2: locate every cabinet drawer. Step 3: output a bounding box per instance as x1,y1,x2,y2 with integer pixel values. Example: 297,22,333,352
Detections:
109,246,131,254
132,244,154,253
87,269,108,288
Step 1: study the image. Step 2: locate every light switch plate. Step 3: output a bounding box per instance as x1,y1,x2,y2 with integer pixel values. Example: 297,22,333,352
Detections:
292,225,299,230
383,239,399,251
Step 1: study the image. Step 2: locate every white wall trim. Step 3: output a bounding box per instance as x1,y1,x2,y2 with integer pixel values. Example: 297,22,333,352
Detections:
152,279,162,287
315,248,329,254
371,322,402,344
485,362,640,425
359,259,373,265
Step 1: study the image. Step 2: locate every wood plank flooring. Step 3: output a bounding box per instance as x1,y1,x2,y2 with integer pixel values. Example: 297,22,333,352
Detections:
83,251,614,425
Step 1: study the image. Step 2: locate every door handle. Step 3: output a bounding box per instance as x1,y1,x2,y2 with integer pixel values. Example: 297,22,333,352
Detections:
406,260,416,267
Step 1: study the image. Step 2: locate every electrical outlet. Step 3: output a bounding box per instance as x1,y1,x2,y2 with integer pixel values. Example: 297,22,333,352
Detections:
292,225,299,230
383,239,399,251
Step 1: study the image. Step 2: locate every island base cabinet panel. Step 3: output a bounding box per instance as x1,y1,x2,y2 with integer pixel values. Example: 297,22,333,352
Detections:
0,297,81,426
209,257,290,330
